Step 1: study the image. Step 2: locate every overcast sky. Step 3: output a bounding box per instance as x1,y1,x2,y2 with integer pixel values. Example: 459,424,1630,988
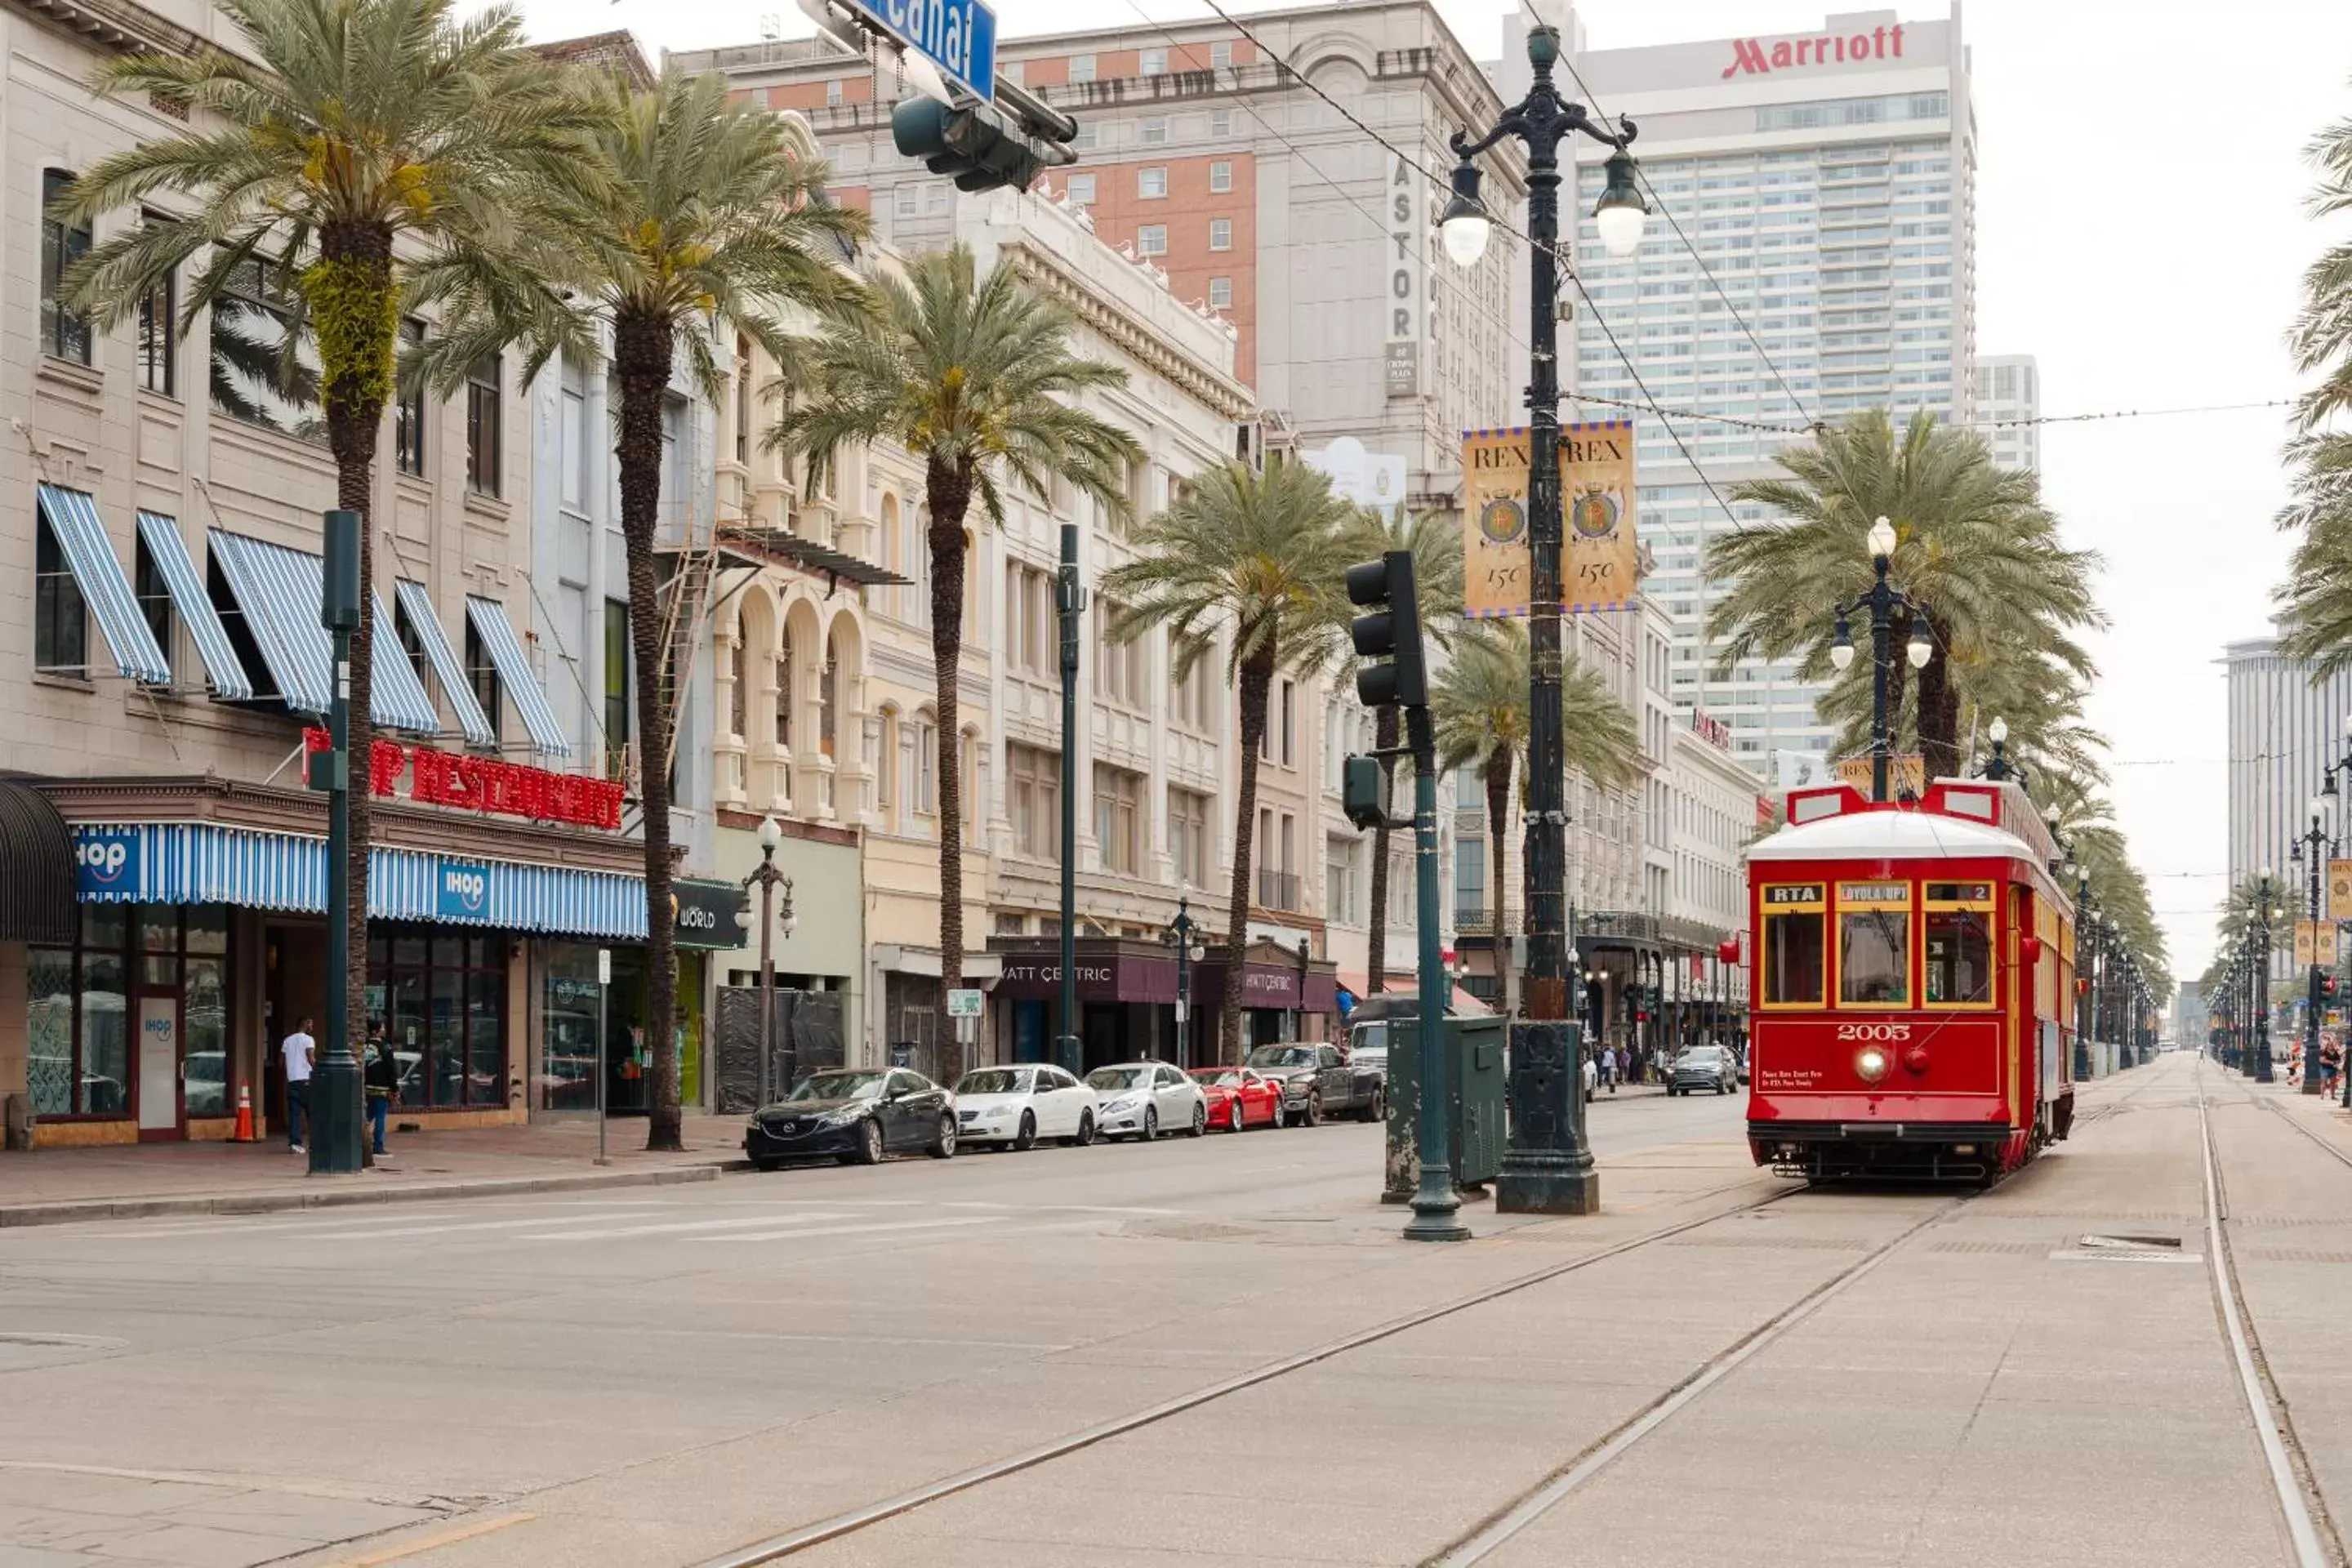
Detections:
518,0,2352,983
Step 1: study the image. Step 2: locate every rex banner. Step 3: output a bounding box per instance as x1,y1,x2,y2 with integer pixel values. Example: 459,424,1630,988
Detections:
2295,920,2341,967
1460,419,1639,618
2329,860,2352,922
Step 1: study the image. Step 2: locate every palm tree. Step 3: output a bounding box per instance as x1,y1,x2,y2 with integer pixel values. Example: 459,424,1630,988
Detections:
57,0,599,1066
416,65,867,1150
2274,96,2352,668
1429,621,1644,1020
1102,461,1361,1060
773,244,1138,1069
1348,510,1463,996
1707,409,2102,781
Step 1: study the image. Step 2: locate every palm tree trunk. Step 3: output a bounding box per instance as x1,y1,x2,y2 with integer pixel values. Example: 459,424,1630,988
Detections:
924,457,971,1074
1223,642,1276,1064
310,223,394,1121
613,309,682,1152
1486,754,1514,1022
1367,705,1398,992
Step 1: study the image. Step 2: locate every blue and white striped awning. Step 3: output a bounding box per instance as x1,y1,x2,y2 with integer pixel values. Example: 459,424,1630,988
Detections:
393,581,497,747
69,822,645,939
134,511,254,702
207,530,441,734
35,484,170,685
465,596,571,757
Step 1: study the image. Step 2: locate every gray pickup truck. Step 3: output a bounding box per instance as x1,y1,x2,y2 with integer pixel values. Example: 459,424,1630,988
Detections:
1243,1041,1384,1125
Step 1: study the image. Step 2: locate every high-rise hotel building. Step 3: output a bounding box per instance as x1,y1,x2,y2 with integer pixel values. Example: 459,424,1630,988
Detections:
1523,7,1977,768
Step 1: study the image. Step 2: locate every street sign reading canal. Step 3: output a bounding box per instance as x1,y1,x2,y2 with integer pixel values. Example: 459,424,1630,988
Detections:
844,0,996,102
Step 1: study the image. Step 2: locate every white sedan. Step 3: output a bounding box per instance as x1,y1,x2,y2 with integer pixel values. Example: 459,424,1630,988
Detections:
1085,1061,1208,1140
952,1064,1098,1149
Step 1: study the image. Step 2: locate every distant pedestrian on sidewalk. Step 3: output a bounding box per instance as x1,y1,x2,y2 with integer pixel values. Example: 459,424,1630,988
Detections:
282,1017,315,1153
365,1022,398,1157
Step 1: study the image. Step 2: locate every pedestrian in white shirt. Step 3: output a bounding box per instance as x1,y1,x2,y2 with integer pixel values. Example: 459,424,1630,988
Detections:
283,1018,315,1154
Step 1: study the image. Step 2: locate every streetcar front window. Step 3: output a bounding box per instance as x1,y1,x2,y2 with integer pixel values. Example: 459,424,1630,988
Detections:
1837,881,1912,1006
1762,914,1824,1006
1925,908,1993,1006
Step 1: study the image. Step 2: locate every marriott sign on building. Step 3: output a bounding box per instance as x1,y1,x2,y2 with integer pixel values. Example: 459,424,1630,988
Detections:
1503,5,1974,775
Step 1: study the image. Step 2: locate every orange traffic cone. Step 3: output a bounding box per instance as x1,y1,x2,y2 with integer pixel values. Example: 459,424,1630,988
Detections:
232,1085,255,1143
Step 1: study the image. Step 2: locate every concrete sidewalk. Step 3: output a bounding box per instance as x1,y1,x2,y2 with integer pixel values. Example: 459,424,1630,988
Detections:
0,1113,746,1227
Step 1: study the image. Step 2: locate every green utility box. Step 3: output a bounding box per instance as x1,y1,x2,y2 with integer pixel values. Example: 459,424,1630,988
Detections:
1383,1013,1508,1196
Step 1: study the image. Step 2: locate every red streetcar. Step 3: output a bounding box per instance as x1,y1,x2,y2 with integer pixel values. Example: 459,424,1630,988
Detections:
1740,778,2077,1182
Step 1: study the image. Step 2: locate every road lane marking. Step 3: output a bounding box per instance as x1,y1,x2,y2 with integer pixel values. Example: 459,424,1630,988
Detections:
690,1217,1009,1244
512,1213,854,1241
294,1209,693,1241
334,1512,535,1565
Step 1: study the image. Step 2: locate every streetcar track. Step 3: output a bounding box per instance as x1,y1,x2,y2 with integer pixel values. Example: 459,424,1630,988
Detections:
684,1176,1797,1567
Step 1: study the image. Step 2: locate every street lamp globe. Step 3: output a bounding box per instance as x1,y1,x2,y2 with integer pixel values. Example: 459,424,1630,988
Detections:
1905,629,1933,670
1867,516,1898,559
1989,716,2008,745
1829,617,1855,672
1592,151,1649,258
757,815,782,851
1438,161,1491,269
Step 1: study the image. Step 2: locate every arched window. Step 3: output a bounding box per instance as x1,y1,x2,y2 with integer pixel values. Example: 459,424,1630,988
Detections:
910,505,932,628
821,630,841,759
876,707,899,825
728,629,747,739
776,628,794,751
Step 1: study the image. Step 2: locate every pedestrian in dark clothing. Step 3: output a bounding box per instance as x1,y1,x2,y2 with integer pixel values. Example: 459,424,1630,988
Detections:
364,1025,398,1157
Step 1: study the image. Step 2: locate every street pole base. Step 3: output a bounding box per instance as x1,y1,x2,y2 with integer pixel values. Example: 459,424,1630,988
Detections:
1401,1168,1469,1242
1497,1153,1601,1215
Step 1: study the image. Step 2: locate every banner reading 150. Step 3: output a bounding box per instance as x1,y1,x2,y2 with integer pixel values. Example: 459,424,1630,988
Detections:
1459,419,1638,619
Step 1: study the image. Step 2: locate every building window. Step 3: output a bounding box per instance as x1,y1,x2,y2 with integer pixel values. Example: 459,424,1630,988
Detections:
1000,60,1024,86
1095,604,1144,706
894,184,919,218
33,514,87,675
1011,742,1061,861
1209,161,1232,193
210,253,319,437
1067,173,1097,207
1326,844,1357,925
1094,764,1143,874
466,356,501,495
1068,53,1096,82
1142,116,1168,145
1209,39,1232,68
733,336,752,466
464,612,503,744
1456,836,1487,924
135,528,173,666
1138,225,1168,256
604,599,630,779
1073,122,1098,151
41,171,93,366
1138,167,1168,199
821,632,842,758
1208,277,1232,310
1168,786,1211,888
826,77,843,106
393,318,426,477
370,927,506,1109
1140,47,1166,75
1209,217,1232,251
875,710,899,825
136,216,177,394
1209,109,1233,136
776,632,795,751
29,904,231,1120
728,630,748,739
915,716,938,817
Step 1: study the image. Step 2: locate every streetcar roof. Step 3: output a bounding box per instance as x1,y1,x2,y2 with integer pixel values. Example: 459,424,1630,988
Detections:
1748,804,2031,864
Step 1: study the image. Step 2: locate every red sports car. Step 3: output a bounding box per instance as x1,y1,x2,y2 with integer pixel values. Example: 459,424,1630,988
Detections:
1188,1067,1283,1132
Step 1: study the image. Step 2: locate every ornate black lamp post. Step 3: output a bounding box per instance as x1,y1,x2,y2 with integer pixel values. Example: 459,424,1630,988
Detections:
1439,20,1646,1215
1161,898,1206,1065
1977,715,2025,786
2253,866,2278,1083
1828,517,1935,804
2294,795,2332,1094
737,816,797,1105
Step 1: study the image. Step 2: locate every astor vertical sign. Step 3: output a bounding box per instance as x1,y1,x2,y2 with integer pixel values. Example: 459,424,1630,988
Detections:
1385,153,1421,397
856,0,998,103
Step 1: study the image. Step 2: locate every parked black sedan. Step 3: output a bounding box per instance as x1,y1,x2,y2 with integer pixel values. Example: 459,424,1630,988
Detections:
745,1068,958,1169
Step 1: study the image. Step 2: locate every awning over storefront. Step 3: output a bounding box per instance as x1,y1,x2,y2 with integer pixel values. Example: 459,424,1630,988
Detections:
991,944,1181,1004
69,821,644,940
1334,970,1492,1018
208,530,442,733
0,781,76,943
465,596,571,757
35,483,170,685
135,511,253,701
393,581,496,746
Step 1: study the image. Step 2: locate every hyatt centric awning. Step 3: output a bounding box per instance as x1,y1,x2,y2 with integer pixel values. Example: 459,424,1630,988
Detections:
69,821,644,939
393,581,496,747
464,596,571,757
207,531,440,733
35,483,170,685
134,511,253,701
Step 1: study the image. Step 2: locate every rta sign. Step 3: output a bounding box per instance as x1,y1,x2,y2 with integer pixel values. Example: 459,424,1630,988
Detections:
1722,22,1904,78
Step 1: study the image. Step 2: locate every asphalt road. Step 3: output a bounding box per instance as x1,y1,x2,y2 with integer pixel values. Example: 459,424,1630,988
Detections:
5,1062,2339,1568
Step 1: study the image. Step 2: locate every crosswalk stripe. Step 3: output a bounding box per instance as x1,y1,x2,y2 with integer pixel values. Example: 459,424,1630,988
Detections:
512,1213,853,1242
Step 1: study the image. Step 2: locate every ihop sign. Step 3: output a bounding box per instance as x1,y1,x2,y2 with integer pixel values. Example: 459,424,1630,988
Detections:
435,862,492,921
75,829,142,894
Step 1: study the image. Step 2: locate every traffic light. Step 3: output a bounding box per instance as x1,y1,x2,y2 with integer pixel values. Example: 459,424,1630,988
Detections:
1345,550,1428,710
893,96,1059,194
1342,754,1388,832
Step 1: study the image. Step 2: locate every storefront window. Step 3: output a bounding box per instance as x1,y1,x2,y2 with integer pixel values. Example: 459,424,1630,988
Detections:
370,924,506,1108
542,944,604,1112
27,904,232,1120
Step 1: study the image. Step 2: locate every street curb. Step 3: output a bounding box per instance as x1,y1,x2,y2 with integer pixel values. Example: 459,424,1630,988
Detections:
0,1160,733,1230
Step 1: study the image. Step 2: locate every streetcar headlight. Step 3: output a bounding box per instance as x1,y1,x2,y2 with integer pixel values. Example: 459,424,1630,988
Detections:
1855,1048,1891,1084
